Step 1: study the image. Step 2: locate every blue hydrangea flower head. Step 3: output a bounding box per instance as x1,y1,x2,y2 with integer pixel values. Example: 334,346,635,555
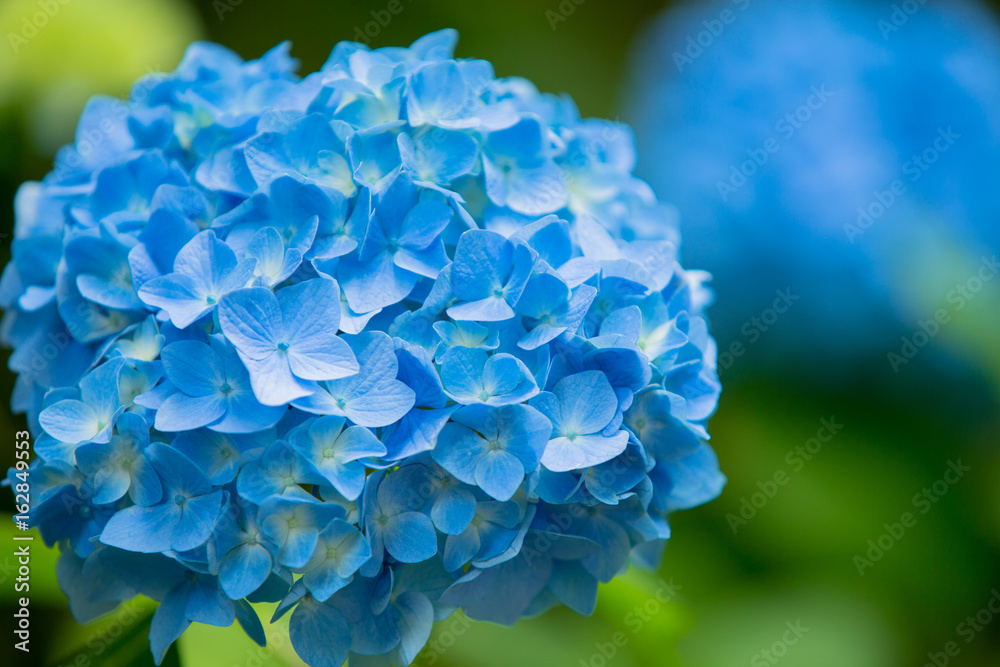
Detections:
4,29,723,666
624,0,1000,374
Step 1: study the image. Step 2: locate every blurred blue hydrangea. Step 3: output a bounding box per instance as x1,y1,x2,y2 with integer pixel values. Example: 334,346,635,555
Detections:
1,30,723,666
624,0,1000,374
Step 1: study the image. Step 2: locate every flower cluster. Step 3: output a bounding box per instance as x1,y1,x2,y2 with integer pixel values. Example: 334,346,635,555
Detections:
2,31,723,666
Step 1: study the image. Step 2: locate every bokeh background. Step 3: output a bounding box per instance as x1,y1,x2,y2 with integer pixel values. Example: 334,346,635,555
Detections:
1,1,999,665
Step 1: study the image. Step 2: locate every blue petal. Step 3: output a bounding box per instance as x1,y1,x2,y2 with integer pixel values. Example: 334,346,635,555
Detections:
171,430,241,485
289,598,351,667
341,381,415,428
100,502,179,553
444,527,481,571
540,431,629,473
161,340,225,397
397,200,453,249
406,61,476,128
548,560,598,615
333,425,387,461
154,391,227,432
39,400,100,445
430,487,476,536
399,130,478,183
449,229,508,302
382,512,437,563
394,591,435,664
246,226,302,287
339,251,418,312
173,490,225,552
219,543,273,600
276,279,357,380
129,456,163,506
474,449,524,501
139,272,217,329
432,422,486,485
149,585,191,665
381,406,457,461
234,599,267,647
554,370,619,435
218,287,282,361
481,354,539,405
146,442,212,497
75,443,131,504
446,295,515,322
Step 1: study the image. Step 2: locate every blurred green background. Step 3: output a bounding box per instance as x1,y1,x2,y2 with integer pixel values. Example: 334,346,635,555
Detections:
1,1,999,666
